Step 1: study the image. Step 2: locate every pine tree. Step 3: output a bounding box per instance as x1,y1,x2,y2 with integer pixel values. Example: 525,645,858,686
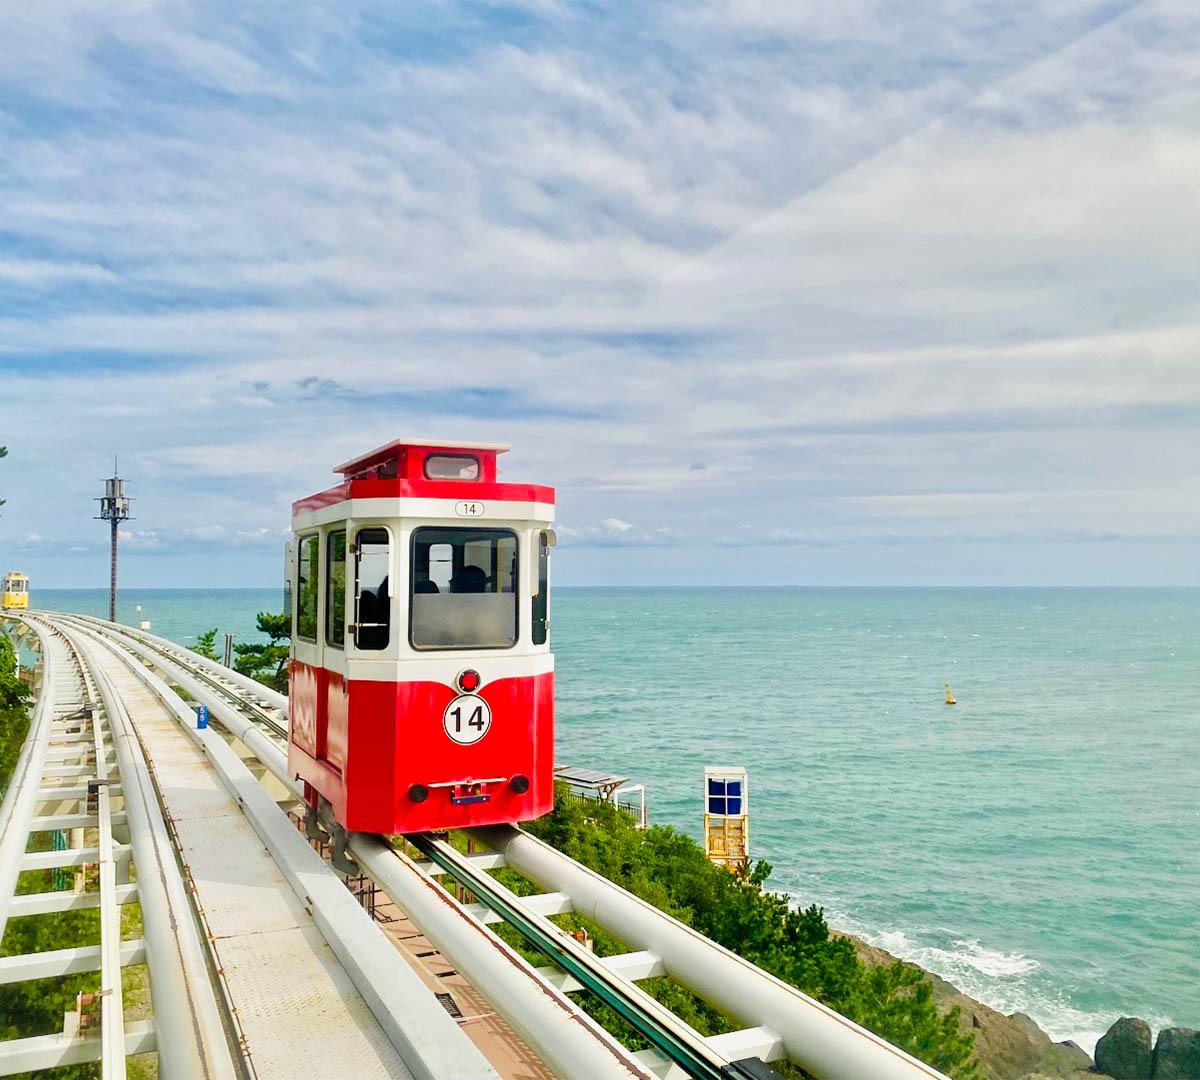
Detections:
233,612,290,693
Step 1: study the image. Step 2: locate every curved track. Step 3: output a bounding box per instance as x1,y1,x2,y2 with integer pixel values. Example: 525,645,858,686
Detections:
39,611,950,1080
2,613,499,1080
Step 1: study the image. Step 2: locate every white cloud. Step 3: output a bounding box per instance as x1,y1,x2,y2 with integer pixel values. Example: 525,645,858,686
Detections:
1,0,1198,585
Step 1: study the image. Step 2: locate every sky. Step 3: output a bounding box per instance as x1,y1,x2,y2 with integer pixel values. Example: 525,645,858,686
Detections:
1,0,1198,587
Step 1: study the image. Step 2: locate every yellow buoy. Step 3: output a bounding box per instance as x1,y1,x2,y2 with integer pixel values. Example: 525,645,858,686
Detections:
944,683,957,705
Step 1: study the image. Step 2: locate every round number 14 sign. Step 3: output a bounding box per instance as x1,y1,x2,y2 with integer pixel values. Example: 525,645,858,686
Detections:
443,695,492,745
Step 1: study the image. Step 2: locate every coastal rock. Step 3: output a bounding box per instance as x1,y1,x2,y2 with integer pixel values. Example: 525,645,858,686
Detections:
1095,1017,1153,1079
1152,1027,1200,1079
841,935,1104,1080
1045,1040,1094,1074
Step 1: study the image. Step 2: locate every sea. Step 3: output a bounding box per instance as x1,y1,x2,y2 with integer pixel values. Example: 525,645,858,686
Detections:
28,586,1200,1053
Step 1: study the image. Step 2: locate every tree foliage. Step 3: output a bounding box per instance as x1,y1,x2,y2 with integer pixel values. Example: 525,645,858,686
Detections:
523,789,982,1080
233,612,290,693
193,627,219,660
0,635,28,713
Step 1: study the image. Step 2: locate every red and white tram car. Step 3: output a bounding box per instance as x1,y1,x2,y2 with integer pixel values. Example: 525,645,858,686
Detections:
287,439,555,835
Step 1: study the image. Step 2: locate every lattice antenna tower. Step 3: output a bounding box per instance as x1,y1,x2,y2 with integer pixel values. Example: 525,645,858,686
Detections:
95,458,132,622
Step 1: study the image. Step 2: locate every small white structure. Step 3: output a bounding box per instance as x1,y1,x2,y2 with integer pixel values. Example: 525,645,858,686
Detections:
703,765,748,871
554,765,647,829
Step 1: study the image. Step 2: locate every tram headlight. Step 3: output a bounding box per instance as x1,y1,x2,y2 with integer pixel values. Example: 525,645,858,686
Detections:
408,784,430,803
457,669,482,693
510,774,530,795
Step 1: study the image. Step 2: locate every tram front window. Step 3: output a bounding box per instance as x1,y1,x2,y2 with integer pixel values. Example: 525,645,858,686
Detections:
410,527,517,649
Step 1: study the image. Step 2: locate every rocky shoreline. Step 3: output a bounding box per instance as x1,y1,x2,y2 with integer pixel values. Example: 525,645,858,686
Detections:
842,933,1198,1080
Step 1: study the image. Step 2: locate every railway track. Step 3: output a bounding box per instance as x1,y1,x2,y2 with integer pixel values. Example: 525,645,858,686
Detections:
0,614,233,1078
40,611,950,1080
5,613,499,1080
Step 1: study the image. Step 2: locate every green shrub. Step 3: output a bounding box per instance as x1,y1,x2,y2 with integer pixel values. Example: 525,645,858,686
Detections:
526,787,981,1079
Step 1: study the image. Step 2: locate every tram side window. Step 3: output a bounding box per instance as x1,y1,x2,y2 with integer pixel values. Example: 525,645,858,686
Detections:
532,531,550,646
411,527,517,649
296,535,319,642
326,531,346,648
354,528,390,650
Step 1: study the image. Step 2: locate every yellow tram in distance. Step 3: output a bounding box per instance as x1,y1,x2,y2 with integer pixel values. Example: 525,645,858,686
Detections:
2,572,29,610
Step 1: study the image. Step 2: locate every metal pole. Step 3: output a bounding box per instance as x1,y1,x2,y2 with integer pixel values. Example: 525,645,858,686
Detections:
109,519,118,623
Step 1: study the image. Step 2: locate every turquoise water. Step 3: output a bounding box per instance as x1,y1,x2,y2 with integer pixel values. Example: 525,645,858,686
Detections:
31,586,1200,1050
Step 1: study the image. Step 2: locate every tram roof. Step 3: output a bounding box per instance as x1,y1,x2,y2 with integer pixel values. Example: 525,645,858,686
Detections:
334,437,510,477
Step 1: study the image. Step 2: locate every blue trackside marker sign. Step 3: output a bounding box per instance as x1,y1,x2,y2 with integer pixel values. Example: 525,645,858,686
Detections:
196,705,208,730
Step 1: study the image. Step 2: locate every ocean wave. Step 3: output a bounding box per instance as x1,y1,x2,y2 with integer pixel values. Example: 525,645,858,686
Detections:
826,911,1119,1055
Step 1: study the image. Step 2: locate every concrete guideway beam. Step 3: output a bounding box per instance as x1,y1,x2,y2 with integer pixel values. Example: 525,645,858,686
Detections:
473,825,950,1080
75,630,240,1080
349,833,654,1080
69,618,654,1080
0,617,60,940
70,620,499,1080
64,613,953,1080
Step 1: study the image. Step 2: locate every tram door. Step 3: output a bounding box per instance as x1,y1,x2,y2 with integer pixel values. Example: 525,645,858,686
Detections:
290,525,393,777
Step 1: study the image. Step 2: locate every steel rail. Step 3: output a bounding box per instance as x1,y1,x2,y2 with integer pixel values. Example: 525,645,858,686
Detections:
0,615,59,940
61,616,650,1080
67,629,238,1079
0,615,143,1077
467,830,951,1080
64,617,500,1080
60,614,287,736
79,630,127,1079
16,612,237,1079
61,613,951,1080
408,832,763,1080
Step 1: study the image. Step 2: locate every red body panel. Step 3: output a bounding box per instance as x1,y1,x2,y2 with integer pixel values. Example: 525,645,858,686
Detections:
288,662,554,833
292,477,555,517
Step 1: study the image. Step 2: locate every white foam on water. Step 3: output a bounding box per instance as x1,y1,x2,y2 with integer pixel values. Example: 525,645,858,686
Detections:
825,911,1119,1056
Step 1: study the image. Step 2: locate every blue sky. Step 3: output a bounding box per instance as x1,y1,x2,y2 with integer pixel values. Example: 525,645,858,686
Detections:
1,0,1198,587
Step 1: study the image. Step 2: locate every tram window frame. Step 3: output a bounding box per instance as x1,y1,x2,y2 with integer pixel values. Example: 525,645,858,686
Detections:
325,530,347,648
532,530,551,646
424,453,480,481
295,533,320,643
353,527,391,651
409,526,519,651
